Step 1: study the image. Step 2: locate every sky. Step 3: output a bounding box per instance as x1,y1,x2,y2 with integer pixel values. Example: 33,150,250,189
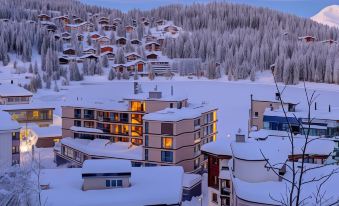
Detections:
80,0,339,17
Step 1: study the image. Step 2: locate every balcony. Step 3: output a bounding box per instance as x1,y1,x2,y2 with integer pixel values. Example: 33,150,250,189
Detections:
84,114,94,120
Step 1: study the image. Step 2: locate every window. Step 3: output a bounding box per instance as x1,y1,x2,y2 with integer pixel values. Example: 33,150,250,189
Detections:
194,119,200,128
12,132,19,140
144,149,149,161
212,193,218,203
145,122,149,133
170,103,173,108
106,180,123,188
120,113,129,122
145,135,149,147
254,112,259,117
106,180,111,187
74,120,81,127
162,137,173,149
161,123,173,135
161,151,173,162
12,146,19,154
177,102,182,109
84,110,94,119
74,109,81,118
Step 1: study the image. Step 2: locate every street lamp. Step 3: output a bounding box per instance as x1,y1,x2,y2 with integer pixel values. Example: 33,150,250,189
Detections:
198,195,203,206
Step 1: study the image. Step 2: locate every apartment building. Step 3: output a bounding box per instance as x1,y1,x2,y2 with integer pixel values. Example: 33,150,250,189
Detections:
143,104,217,173
202,132,336,206
248,93,297,131
58,89,217,173
201,137,233,206
0,111,21,170
0,83,33,105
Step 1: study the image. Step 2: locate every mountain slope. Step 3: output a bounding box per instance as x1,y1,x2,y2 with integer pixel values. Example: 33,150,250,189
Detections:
311,5,339,28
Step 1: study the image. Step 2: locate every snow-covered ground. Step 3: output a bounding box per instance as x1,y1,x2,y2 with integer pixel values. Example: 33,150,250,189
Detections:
311,5,339,28
30,71,339,138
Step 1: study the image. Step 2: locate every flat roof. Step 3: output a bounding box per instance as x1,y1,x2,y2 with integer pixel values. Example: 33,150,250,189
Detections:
61,137,142,160
123,92,187,102
31,125,61,138
62,100,129,111
82,159,132,175
201,136,233,157
41,166,183,206
264,107,339,121
0,83,32,97
0,111,20,131
0,102,55,111
143,103,216,122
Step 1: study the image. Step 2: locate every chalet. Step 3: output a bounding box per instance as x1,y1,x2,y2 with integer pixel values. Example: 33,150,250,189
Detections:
102,25,116,31
78,34,84,41
80,54,98,62
96,36,110,46
98,19,109,25
37,14,51,21
101,51,115,61
65,22,94,33
164,25,179,35
143,21,150,26
83,47,96,55
41,21,57,32
144,34,157,42
321,39,338,44
0,83,32,105
100,45,114,53
63,48,76,56
125,52,142,62
157,37,165,47
149,60,171,74
59,56,70,64
113,18,122,24
90,33,101,40
155,19,165,26
130,39,141,45
116,37,127,46
74,18,83,24
53,15,69,24
145,42,161,51
146,53,158,60
298,36,316,43
125,25,134,33
112,64,127,73
54,34,61,40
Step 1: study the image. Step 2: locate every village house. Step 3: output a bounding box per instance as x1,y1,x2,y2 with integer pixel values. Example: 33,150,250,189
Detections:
164,25,180,35
145,42,161,51
100,45,114,53
53,15,69,24
116,37,127,46
40,159,184,206
321,39,338,44
124,52,142,62
63,48,76,56
101,51,115,60
95,36,110,46
130,39,141,45
102,24,116,31
125,25,134,33
0,111,21,169
298,35,316,42
0,83,33,105
37,14,51,21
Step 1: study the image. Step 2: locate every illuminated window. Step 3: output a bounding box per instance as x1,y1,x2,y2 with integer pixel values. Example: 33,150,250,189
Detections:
162,137,173,149
33,111,39,118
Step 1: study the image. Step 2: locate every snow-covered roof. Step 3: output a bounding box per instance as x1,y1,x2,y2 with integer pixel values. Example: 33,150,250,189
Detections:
232,163,339,205
143,103,216,122
61,137,142,160
124,91,187,102
231,136,334,165
62,100,129,111
0,111,20,132
31,125,61,138
82,159,131,175
201,136,233,156
41,166,183,206
70,126,103,134
0,83,32,97
264,106,339,121
183,173,201,188
0,102,55,111
249,129,289,140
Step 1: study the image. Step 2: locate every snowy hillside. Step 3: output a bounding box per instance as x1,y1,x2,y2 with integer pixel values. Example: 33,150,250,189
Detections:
311,5,339,28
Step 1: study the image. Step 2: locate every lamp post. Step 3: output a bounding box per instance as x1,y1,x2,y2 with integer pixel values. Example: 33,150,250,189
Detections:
198,195,203,206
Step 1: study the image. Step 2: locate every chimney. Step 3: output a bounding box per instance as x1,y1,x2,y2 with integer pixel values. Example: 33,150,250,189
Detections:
314,102,317,111
329,105,331,113
236,129,245,143
149,91,162,99
275,92,280,101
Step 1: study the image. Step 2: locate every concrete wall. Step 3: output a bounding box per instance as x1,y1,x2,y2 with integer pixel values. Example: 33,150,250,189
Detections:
250,101,281,130
83,176,130,191
0,131,12,170
233,158,278,182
